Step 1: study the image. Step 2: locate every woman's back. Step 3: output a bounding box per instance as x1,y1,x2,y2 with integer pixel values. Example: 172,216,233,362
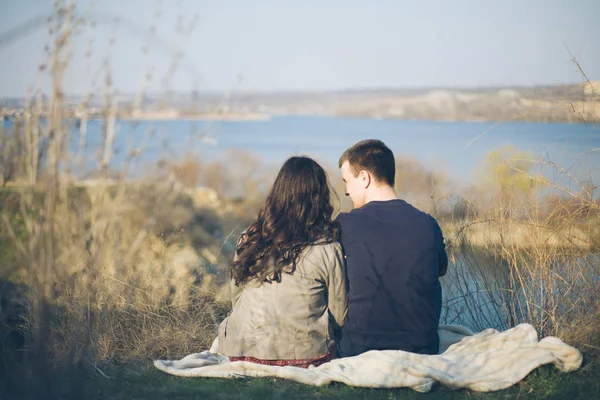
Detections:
219,241,346,360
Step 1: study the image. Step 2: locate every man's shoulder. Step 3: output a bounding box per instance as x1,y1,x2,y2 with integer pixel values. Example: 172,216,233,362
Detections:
395,200,439,224
334,207,368,226
334,210,370,245
336,200,439,229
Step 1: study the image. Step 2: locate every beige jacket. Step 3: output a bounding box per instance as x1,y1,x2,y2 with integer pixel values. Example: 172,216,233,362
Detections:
218,242,347,360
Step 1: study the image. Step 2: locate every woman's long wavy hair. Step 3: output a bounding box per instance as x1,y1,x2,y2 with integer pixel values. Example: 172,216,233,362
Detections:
231,156,340,286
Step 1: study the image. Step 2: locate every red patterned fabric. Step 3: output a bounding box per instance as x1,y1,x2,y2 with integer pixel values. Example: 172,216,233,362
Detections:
228,349,334,368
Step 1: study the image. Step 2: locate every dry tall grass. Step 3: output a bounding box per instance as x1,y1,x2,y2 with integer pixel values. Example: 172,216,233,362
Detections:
0,3,232,398
437,145,600,355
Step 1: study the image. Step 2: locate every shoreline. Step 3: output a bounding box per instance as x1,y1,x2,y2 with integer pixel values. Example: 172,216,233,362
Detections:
2,113,596,125
121,112,272,122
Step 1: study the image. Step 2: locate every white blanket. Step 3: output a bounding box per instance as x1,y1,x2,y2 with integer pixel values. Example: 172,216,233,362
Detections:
153,323,582,392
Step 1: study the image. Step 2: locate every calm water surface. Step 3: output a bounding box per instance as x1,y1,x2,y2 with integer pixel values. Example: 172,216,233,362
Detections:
81,116,600,186
4,116,599,185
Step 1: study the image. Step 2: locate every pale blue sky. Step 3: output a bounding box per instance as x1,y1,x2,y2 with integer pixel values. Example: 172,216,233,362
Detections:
0,0,598,96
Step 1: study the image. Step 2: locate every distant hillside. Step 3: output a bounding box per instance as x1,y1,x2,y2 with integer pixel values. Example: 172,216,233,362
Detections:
2,82,598,123
199,82,597,123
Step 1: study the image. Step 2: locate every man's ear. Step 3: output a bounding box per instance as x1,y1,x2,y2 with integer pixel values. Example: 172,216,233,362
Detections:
359,170,371,188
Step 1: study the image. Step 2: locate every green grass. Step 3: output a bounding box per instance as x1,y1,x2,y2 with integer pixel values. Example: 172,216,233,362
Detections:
71,357,600,400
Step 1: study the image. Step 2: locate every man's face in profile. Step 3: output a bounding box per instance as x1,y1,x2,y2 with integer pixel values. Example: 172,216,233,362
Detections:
341,161,366,209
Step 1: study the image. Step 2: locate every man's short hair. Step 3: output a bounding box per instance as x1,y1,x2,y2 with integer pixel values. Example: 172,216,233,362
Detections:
338,139,395,187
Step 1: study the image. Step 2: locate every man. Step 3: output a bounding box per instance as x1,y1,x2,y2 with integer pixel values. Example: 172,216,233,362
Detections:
335,139,448,357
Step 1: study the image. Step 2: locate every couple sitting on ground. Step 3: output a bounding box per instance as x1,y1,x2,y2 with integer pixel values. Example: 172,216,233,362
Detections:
218,139,448,367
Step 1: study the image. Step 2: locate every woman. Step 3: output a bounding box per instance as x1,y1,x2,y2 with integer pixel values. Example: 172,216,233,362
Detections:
218,156,347,368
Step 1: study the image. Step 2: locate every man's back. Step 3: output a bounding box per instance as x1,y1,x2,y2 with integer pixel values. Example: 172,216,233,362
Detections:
336,199,447,355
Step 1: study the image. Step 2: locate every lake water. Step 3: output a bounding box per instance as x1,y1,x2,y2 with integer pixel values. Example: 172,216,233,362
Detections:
4,116,600,186
93,116,600,185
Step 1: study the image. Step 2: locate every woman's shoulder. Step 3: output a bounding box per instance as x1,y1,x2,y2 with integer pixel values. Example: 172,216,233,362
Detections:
302,240,343,261
308,238,341,249
315,240,342,249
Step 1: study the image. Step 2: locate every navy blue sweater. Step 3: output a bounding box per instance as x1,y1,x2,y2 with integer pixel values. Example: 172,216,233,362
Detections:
335,199,447,353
